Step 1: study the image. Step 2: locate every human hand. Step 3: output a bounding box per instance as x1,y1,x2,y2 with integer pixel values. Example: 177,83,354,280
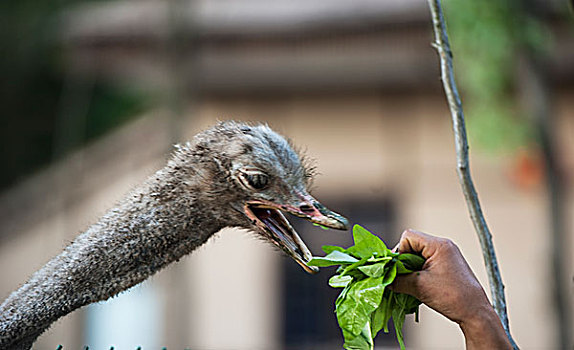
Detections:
390,229,511,349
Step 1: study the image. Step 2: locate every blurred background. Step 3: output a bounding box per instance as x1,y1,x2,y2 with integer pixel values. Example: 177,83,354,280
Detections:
0,0,573,349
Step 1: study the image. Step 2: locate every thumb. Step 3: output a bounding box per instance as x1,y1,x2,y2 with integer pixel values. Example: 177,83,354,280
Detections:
389,272,423,299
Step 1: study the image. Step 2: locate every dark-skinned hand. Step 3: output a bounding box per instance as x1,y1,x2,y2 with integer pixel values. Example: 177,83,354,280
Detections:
391,229,512,350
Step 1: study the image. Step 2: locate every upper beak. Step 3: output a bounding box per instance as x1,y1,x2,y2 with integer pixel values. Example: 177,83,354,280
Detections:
290,194,349,231
245,193,348,274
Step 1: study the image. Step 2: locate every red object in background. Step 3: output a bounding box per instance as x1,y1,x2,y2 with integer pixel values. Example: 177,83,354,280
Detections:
509,149,544,190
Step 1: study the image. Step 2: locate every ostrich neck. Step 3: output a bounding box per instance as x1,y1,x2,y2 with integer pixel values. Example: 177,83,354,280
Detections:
0,168,225,349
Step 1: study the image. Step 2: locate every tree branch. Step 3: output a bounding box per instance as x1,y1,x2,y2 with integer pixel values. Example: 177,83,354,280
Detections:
425,0,519,348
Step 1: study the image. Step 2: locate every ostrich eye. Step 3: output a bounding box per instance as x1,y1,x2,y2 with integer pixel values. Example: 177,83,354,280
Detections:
240,171,269,190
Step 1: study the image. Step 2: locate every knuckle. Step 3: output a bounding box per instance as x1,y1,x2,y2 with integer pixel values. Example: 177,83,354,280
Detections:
441,238,459,252
401,228,416,239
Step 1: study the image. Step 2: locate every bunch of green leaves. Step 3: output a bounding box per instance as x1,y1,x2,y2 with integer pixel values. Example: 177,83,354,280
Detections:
307,225,425,350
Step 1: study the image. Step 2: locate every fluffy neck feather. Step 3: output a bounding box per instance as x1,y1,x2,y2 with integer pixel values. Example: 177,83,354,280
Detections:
0,154,228,349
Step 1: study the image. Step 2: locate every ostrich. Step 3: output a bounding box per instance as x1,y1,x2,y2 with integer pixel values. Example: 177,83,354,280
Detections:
0,121,348,349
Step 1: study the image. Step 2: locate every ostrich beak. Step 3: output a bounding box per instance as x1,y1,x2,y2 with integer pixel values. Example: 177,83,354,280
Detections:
245,195,348,274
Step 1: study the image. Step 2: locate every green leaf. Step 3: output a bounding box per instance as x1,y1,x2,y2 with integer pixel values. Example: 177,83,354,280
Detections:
390,292,422,350
342,328,372,350
307,250,359,267
375,266,398,335
392,307,407,350
367,256,393,263
358,261,389,278
382,290,394,333
395,260,413,274
397,253,425,271
322,245,346,254
359,322,374,349
395,293,422,315
337,276,385,337
351,276,385,312
342,267,368,280
336,282,353,310
341,257,370,276
346,225,388,259
330,274,353,288
370,290,392,338
382,264,398,287
337,292,370,335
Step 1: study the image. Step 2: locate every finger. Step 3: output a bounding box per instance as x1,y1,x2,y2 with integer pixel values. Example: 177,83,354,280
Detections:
389,272,422,299
398,229,440,259
397,229,428,253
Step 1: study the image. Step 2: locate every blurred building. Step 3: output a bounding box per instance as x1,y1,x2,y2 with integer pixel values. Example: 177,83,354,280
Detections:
1,0,573,349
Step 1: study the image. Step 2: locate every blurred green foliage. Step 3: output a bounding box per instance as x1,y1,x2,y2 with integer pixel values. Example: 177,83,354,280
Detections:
443,0,550,153
0,0,145,191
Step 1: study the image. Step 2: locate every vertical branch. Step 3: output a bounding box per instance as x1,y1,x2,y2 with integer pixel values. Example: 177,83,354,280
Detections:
425,0,519,349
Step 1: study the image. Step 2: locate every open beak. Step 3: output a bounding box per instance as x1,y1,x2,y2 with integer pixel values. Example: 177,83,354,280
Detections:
244,195,349,274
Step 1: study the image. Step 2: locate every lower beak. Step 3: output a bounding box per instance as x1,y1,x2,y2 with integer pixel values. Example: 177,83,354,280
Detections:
245,196,348,274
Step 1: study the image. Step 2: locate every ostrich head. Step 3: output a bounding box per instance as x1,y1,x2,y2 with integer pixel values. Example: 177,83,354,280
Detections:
172,121,348,273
